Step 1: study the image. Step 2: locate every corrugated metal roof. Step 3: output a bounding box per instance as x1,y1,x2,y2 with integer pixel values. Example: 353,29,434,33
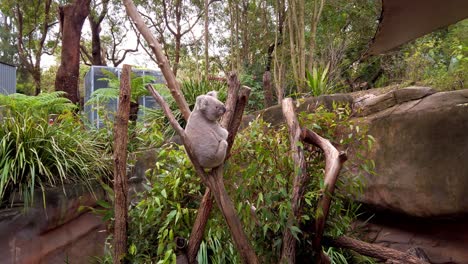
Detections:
0,61,16,68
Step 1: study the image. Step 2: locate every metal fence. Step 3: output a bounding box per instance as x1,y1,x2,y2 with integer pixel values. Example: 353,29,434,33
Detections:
84,65,164,128
0,61,16,95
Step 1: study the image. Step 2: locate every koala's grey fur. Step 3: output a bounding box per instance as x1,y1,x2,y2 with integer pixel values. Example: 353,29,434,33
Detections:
185,91,228,168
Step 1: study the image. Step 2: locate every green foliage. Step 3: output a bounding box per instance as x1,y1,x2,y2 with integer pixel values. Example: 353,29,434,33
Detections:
150,79,228,137
375,19,468,90
98,102,374,263
182,79,227,107
306,63,333,96
0,93,111,208
0,91,77,116
239,74,264,112
86,69,155,105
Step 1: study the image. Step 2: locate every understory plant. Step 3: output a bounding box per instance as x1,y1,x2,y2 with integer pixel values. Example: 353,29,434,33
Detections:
306,63,333,97
0,92,111,208
98,102,375,263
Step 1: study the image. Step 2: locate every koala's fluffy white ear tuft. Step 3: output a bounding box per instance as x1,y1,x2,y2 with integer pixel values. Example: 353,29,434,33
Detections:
194,95,207,111
206,91,218,98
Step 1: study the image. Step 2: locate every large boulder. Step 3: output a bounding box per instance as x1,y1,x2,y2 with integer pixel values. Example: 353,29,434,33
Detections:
244,87,468,218
357,88,468,217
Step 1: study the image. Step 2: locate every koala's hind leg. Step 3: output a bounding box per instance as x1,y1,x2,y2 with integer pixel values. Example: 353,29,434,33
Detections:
215,139,228,164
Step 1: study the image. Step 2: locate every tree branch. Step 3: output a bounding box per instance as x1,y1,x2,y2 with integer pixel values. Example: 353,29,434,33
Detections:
280,98,310,264
327,236,430,264
300,128,347,263
124,0,191,121
187,79,252,264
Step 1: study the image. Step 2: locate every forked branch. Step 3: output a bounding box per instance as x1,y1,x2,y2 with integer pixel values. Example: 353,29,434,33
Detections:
280,98,347,263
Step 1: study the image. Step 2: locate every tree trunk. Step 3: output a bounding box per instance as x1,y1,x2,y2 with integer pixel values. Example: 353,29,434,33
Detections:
55,0,91,104
263,71,274,107
147,84,259,264
204,0,209,77
32,69,42,95
89,15,106,66
174,34,181,77
279,98,310,263
113,65,132,263
287,0,306,92
123,0,191,121
307,0,325,72
187,188,214,263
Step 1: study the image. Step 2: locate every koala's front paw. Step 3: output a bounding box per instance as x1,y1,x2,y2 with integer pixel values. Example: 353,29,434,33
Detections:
219,139,228,151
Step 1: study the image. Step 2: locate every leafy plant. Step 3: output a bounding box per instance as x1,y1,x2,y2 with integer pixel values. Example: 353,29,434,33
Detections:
239,74,264,112
306,63,333,97
149,79,228,137
0,93,111,208
86,69,156,105
96,102,375,263
0,91,77,116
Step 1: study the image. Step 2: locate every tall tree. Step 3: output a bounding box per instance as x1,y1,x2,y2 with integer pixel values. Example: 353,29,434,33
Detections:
80,0,110,66
137,0,204,77
55,0,91,104
0,12,17,64
1,0,58,95
307,0,325,72
204,0,209,77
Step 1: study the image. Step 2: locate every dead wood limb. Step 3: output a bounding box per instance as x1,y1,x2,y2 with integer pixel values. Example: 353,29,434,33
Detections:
300,128,347,263
146,85,259,264
279,98,311,264
125,1,256,258
226,86,251,156
187,187,214,262
123,0,190,121
187,84,252,264
222,72,242,128
113,65,132,263
327,236,430,264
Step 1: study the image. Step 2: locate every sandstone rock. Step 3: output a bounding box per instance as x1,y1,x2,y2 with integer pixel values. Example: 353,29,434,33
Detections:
359,89,468,217
356,213,468,264
244,87,468,217
354,86,435,116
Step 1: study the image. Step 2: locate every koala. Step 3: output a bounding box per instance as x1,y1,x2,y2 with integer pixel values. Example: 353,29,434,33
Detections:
185,91,228,168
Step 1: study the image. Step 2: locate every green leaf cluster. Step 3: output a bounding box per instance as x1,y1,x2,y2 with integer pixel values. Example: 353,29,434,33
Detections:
0,92,111,208
100,102,375,263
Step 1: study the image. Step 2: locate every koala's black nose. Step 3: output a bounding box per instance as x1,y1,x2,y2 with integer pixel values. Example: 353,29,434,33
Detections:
221,106,226,114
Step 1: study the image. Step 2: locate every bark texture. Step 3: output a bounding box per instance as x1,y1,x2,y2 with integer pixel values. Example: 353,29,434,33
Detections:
123,0,190,121
263,71,274,107
113,65,132,263
279,98,310,263
328,236,429,264
301,128,347,263
55,0,91,104
147,84,258,264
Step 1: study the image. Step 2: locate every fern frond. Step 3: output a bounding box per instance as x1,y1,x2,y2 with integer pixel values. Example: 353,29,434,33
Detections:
86,88,120,105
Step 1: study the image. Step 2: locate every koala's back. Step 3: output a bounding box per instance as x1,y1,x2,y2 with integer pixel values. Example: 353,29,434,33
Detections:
185,111,228,168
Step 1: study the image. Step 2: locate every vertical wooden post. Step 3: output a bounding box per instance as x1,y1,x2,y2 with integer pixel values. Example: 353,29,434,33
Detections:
280,98,309,263
113,64,132,263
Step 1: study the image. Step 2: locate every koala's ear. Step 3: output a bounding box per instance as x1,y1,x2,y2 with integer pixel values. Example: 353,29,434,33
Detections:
206,91,218,99
195,95,207,111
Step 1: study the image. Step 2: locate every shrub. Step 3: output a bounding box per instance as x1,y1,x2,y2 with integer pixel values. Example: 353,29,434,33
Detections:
98,102,374,263
0,93,111,208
